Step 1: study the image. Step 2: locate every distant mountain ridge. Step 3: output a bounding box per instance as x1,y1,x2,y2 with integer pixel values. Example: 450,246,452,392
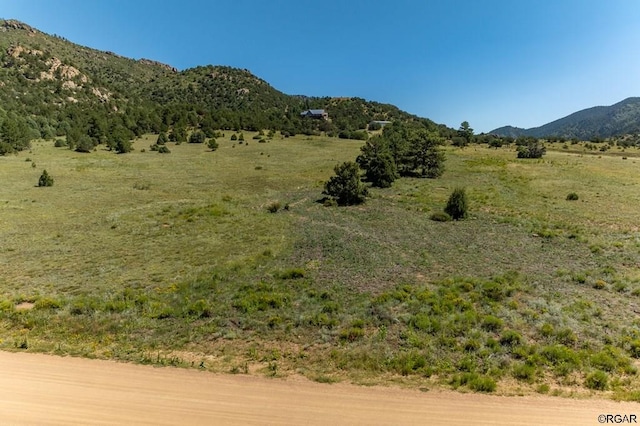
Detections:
490,98,640,139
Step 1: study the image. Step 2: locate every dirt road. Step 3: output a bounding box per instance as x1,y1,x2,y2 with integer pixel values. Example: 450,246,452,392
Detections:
0,351,637,425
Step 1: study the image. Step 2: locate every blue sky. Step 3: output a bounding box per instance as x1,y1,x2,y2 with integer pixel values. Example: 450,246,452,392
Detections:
2,0,639,132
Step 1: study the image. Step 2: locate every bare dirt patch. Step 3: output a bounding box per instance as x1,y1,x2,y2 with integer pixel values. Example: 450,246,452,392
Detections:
14,301,34,311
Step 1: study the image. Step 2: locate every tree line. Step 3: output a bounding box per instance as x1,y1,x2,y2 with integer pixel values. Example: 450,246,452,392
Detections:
323,121,447,205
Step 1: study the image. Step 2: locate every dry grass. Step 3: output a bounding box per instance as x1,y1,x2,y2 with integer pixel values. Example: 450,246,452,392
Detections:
0,134,362,295
2,137,640,398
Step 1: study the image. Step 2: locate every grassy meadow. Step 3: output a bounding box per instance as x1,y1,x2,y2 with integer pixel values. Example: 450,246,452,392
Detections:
1,134,640,398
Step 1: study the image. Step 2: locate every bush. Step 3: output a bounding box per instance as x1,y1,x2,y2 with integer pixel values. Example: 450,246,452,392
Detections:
536,384,550,394
590,350,618,372
593,280,607,290
38,169,54,187
156,132,168,145
482,281,507,301
517,141,546,159
540,323,554,337
512,363,536,382
444,187,468,220
585,370,608,390
207,139,219,151
278,268,305,279
481,315,503,332
452,136,467,147
629,340,640,358
410,313,441,333
323,162,368,206
170,126,187,143
34,297,62,310
452,373,496,392
566,192,579,201
75,135,95,153
350,130,368,141
488,139,504,149
189,131,206,144
430,211,451,222
500,330,522,347
151,144,171,153
555,327,577,346
464,339,481,352
114,138,132,154
266,201,281,213
322,197,337,207
469,376,497,393
339,326,365,342
54,139,67,147
0,141,14,155
186,299,212,318
392,351,427,375
540,344,579,366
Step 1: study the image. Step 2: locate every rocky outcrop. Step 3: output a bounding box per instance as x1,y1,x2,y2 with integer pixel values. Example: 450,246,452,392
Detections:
1,20,37,33
91,87,112,102
138,58,177,72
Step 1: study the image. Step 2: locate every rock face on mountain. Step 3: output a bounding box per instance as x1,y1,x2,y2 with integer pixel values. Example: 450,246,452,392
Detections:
138,58,178,73
1,19,37,33
490,98,640,139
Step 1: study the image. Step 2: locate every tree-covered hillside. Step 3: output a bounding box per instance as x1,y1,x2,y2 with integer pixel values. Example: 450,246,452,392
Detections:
490,98,640,139
0,19,448,154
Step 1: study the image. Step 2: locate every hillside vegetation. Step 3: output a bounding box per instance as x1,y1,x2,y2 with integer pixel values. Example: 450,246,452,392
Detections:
0,19,446,156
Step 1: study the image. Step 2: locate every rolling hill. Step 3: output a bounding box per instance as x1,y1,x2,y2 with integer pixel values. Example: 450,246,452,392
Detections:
0,18,444,153
490,97,640,139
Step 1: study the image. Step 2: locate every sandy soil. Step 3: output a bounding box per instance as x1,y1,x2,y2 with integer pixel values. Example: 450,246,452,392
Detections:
0,351,637,425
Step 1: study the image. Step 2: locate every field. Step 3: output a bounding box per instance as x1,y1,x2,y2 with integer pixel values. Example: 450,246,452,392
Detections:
1,134,640,399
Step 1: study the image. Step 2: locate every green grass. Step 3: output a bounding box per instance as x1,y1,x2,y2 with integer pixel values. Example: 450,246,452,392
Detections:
1,136,640,398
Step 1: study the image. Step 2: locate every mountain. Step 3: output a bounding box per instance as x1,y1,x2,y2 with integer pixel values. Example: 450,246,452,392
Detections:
0,19,445,154
488,125,527,139
490,98,640,139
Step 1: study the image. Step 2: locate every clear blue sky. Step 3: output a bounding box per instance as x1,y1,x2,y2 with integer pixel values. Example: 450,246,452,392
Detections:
2,0,639,132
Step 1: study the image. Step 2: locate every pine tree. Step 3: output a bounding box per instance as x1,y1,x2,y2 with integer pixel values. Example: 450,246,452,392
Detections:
444,187,468,220
38,169,54,187
356,136,398,188
323,162,368,206
156,132,168,145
